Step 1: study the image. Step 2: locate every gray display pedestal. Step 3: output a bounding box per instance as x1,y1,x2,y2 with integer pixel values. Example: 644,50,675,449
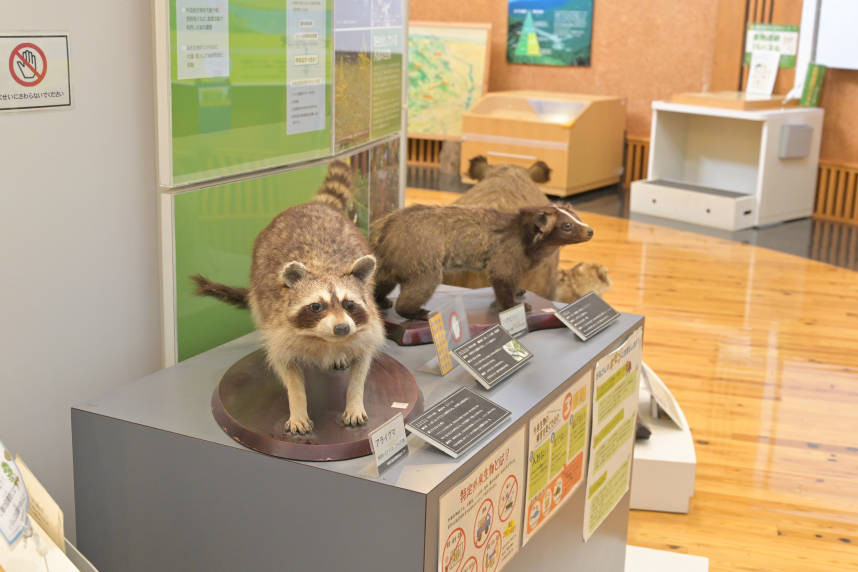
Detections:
72,306,643,572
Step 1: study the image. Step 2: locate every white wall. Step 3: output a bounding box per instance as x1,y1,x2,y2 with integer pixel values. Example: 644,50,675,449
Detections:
0,2,163,545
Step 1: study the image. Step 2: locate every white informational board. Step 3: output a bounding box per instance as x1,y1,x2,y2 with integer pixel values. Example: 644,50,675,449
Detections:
803,0,858,72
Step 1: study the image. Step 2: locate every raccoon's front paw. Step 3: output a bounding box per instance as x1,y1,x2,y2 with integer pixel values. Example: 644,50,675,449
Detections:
342,406,369,427
376,297,393,309
330,355,350,370
286,415,314,435
523,303,533,313
515,289,527,297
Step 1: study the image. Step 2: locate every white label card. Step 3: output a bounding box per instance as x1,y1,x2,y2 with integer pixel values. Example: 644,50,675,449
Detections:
499,304,528,338
369,414,409,476
176,0,230,80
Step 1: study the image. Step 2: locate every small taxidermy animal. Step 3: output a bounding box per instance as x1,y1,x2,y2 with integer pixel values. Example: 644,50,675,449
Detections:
555,262,612,302
191,161,385,435
445,156,612,304
370,202,594,320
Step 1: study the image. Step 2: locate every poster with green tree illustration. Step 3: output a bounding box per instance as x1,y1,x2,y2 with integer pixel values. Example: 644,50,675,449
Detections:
507,0,593,66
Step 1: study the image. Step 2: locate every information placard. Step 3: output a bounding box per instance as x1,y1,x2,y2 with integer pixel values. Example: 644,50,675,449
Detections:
453,325,533,390
406,388,510,458
555,292,619,341
438,427,526,572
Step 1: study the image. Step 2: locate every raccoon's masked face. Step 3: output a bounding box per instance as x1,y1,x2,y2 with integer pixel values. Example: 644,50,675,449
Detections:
282,256,377,342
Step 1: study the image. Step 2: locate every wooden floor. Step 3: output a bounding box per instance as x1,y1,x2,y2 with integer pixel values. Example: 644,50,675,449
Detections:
407,189,858,572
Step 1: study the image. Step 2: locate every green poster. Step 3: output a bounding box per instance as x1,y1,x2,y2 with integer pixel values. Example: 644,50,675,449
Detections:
371,27,403,138
168,0,333,186
744,24,799,69
507,0,593,66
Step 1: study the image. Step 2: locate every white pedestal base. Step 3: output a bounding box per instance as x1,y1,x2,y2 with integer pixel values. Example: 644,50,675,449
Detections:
626,545,709,572
631,387,697,513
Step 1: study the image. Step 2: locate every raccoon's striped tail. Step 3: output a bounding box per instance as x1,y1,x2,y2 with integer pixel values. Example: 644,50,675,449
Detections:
313,159,354,211
189,275,249,310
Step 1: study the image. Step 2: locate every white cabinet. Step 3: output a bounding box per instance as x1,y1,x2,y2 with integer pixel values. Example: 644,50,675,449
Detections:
631,101,824,230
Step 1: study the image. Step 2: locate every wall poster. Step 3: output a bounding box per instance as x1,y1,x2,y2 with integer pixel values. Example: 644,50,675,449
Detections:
507,0,593,67
439,427,526,572
522,370,591,545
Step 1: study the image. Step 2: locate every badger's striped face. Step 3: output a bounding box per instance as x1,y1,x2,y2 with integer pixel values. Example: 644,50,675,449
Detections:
289,281,372,341
546,205,594,245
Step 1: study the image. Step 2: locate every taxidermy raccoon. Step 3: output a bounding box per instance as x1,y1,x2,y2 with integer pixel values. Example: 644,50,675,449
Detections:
445,156,612,304
370,202,594,320
191,161,386,435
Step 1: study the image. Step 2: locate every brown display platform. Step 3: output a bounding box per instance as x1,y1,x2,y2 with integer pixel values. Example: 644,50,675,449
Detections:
212,350,424,462
383,287,563,345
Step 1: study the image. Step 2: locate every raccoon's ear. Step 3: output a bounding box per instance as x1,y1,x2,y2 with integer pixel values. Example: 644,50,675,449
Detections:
468,155,490,181
349,254,376,283
281,261,307,288
527,161,551,183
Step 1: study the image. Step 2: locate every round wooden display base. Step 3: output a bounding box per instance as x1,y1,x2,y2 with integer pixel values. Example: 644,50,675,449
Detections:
212,350,424,462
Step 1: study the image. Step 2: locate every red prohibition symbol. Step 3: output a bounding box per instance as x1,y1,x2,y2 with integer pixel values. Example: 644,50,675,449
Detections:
9,43,47,87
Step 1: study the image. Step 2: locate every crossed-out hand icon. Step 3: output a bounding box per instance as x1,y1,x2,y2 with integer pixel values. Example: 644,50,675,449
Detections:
16,49,38,79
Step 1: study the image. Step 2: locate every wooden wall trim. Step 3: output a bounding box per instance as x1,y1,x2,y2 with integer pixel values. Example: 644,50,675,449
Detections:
713,0,749,91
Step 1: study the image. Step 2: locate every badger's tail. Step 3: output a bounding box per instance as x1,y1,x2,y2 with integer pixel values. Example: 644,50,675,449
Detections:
189,275,249,310
313,159,354,212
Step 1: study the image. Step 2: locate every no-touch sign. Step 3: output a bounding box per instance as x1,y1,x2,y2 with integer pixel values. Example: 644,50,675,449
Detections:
0,33,71,112
9,43,48,87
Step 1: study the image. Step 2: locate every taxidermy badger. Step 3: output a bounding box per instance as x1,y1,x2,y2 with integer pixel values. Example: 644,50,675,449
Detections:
444,156,612,303
370,201,594,321
191,161,386,435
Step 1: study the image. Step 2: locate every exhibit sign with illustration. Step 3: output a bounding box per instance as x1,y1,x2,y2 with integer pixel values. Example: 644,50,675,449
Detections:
439,428,526,572
407,23,491,138
744,23,799,68
523,371,591,545
583,327,642,540
507,0,593,66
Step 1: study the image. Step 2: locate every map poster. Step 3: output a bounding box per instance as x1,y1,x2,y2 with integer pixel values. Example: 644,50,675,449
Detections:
583,328,643,541
439,427,526,572
523,370,591,545
507,0,593,67
407,23,491,138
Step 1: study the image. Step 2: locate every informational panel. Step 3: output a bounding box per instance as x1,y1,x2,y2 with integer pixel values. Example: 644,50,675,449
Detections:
583,327,642,540
164,137,401,363
438,427,526,572
507,0,593,66
333,0,404,151
815,0,858,71
523,371,591,545
407,23,490,139
157,0,334,186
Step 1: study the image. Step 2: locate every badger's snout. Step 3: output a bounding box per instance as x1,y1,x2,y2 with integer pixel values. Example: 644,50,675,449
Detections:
333,323,351,337
587,228,594,238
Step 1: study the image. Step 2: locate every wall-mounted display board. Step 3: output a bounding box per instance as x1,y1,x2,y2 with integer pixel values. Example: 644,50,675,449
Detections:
154,0,404,187
507,0,593,67
335,0,405,151
154,0,333,187
159,136,402,365
407,22,491,139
